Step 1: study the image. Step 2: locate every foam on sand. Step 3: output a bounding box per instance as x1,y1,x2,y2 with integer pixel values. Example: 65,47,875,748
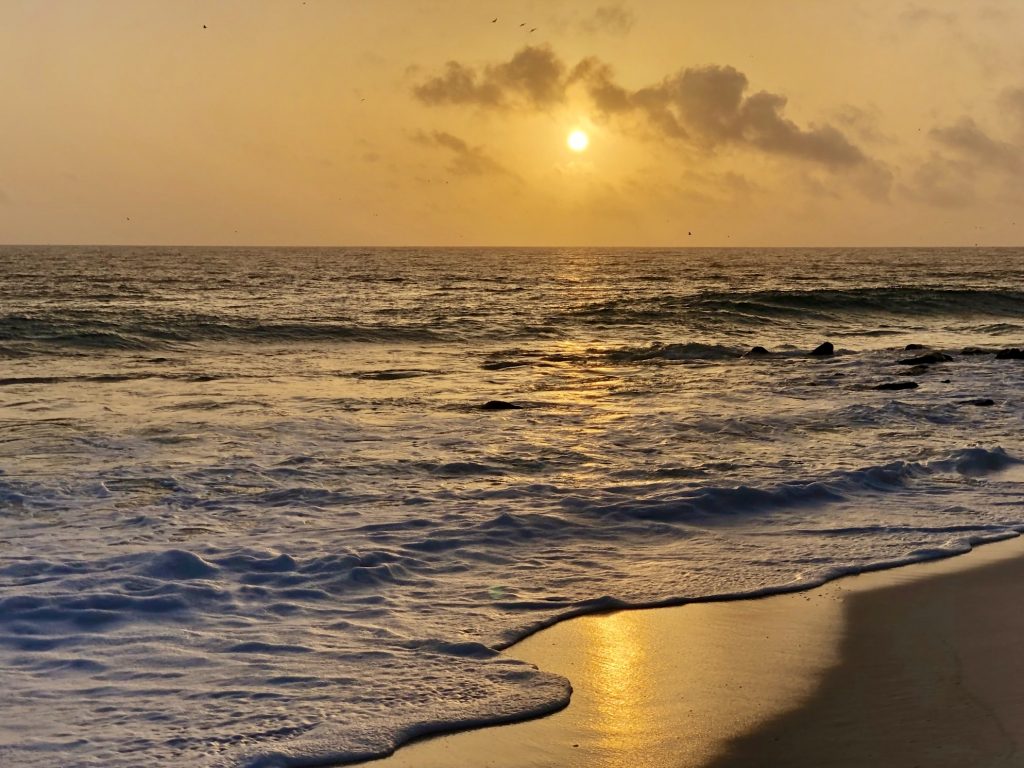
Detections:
373,536,1024,768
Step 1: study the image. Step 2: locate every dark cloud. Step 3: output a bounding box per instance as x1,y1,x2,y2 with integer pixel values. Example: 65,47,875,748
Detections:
834,104,886,140
579,4,636,36
574,60,868,167
415,47,873,172
413,131,515,178
413,46,565,109
413,62,504,107
930,117,1022,172
568,57,637,112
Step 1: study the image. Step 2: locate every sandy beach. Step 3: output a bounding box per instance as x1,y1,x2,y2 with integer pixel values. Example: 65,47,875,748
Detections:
370,536,1024,768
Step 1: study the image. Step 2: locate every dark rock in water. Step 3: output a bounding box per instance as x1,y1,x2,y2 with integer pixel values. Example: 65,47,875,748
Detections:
898,365,931,377
480,400,523,410
875,381,919,391
744,346,770,357
964,398,995,406
941,379,951,384
904,343,927,351
810,341,834,356
996,348,1024,360
897,352,953,365
961,346,996,356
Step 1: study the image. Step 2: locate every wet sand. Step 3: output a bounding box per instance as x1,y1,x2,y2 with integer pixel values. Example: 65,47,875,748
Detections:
708,536,1024,768
367,536,1024,768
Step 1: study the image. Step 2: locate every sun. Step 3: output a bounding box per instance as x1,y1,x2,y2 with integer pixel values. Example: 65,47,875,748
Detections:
567,129,589,152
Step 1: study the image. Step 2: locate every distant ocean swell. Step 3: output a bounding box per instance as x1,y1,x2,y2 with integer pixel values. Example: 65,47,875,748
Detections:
561,287,1024,326
0,315,445,351
4,287,1024,353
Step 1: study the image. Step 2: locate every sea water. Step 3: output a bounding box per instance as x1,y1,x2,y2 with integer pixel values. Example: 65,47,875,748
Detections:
1,246,1022,767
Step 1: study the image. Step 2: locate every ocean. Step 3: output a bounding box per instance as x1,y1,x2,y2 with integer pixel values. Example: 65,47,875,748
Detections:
1,246,1023,767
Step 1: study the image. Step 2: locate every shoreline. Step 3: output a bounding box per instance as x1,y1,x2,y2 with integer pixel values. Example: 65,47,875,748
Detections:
366,534,1024,768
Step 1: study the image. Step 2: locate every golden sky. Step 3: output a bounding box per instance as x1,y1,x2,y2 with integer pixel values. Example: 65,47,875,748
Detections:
2,0,1023,246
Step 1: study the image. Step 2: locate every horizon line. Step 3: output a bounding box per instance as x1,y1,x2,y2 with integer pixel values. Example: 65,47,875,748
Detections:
2,243,1023,250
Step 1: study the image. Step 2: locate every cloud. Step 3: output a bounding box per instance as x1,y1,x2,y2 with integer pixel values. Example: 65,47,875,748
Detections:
579,4,636,36
904,107,1024,207
413,46,565,109
899,4,956,27
413,131,515,178
977,4,1012,23
894,3,1012,75
414,47,876,175
929,117,1022,172
575,59,869,168
1000,87,1024,134
904,154,977,207
834,104,892,146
